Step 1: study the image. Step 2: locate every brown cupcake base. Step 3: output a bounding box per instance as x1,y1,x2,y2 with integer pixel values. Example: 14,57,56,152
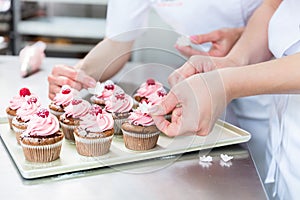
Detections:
20,131,64,163
74,128,114,157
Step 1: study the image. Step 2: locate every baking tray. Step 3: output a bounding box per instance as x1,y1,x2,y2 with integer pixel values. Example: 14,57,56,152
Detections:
0,120,251,179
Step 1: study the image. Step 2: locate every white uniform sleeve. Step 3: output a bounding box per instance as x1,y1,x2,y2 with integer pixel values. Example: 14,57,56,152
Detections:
241,0,263,22
105,0,151,42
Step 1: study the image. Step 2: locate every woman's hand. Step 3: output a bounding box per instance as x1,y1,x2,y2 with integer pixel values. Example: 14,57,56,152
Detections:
168,55,239,87
150,70,228,137
175,27,244,58
47,64,96,100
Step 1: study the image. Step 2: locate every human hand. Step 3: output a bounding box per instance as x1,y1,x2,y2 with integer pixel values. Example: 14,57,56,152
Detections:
175,27,244,58
168,55,238,87
47,64,96,100
150,70,228,137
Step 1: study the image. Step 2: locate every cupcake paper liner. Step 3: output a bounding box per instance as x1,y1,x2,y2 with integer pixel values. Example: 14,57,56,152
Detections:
7,113,15,130
20,140,63,163
49,109,64,119
74,134,113,157
122,130,160,151
59,122,77,141
114,118,128,135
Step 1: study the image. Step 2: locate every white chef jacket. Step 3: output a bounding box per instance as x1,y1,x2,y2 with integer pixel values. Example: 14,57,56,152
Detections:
106,0,273,187
265,0,300,199
105,0,262,41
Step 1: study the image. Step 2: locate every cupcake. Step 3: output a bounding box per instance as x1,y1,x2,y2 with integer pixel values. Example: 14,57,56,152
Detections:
74,104,114,157
134,78,163,103
88,80,119,107
59,98,90,141
20,108,64,163
49,85,79,119
105,88,133,135
6,87,31,129
12,95,41,144
121,102,160,151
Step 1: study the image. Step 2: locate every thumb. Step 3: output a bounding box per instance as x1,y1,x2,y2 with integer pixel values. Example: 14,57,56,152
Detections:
149,92,178,116
76,70,97,88
190,31,219,44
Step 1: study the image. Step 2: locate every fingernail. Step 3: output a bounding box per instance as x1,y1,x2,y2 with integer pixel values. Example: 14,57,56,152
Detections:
190,35,198,43
88,80,96,87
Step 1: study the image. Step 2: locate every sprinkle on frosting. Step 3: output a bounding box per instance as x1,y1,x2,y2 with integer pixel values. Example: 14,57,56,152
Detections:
23,108,60,137
16,95,41,122
105,88,133,113
53,85,79,107
128,102,155,126
135,79,163,98
64,98,91,118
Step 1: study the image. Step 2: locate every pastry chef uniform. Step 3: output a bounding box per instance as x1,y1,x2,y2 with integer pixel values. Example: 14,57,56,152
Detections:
264,0,300,199
106,0,270,187
106,0,272,182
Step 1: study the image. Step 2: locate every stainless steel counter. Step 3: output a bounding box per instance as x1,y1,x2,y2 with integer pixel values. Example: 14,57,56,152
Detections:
0,56,267,200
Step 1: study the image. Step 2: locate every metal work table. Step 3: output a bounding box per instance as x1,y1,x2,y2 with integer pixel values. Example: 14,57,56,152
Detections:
0,56,267,200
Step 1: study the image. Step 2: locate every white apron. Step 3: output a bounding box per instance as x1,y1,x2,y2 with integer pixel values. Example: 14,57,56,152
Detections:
265,0,300,199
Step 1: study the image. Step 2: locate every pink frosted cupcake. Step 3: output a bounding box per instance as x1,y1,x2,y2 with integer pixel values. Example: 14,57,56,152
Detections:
105,88,133,135
88,80,119,107
12,95,41,144
6,87,32,129
49,85,79,118
20,108,64,163
121,102,160,151
59,98,91,141
74,104,114,157
134,78,163,103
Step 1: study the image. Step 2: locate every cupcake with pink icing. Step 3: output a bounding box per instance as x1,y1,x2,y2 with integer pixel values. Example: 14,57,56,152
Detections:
105,88,133,135
6,87,32,129
59,98,91,141
20,108,64,163
88,80,119,107
121,102,160,151
12,95,41,144
49,85,79,118
74,104,114,157
134,78,164,103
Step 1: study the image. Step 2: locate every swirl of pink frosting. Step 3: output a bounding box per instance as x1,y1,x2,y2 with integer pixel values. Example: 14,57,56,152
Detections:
64,99,91,118
16,96,41,121
105,93,133,113
80,113,114,132
147,88,167,105
23,113,60,137
9,95,26,110
135,80,163,98
128,111,155,126
53,85,79,107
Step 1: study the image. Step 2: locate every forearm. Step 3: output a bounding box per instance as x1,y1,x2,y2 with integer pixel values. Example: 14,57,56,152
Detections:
227,0,282,66
79,38,134,81
221,52,300,101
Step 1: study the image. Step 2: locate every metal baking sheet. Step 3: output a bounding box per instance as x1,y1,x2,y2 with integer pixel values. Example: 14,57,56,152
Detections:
0,120,251,179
